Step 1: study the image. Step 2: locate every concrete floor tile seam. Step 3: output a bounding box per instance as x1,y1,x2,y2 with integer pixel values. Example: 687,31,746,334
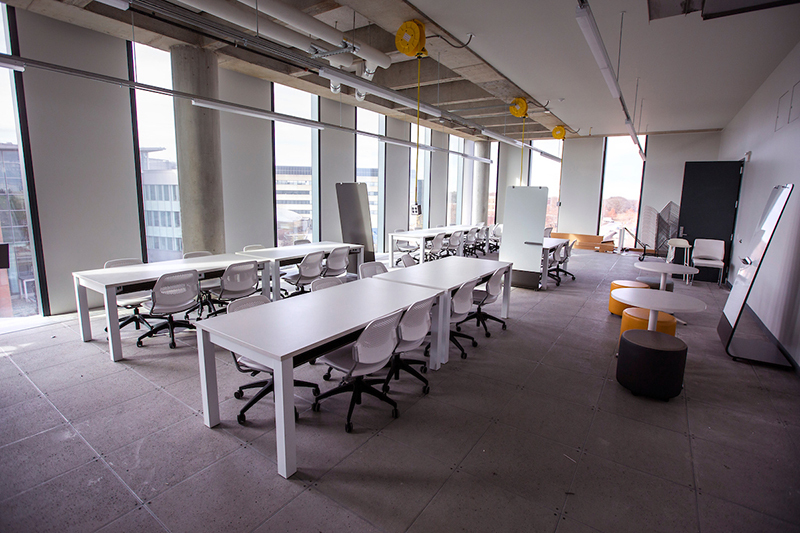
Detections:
688,429,800,469
694,492,800,529
683,393,784,425
682,389,706,533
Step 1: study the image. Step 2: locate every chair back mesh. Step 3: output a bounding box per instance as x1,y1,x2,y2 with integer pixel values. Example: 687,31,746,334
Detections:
429,233,445,254
104,258,143,268
452,278,479,316
359,261,388,279
400,254,416,267
151,270,199,314
352,309,403,365
294,239,311,245
324,246,350,276
227,294,270,314
397,296,435,346
485,268,505,301
220,261,259,295
311,277,343,291
477,226,489,241
183,251,212,258
494,224,503,238
544,227,553,237
447,230,463,250
298,251,325,281
465,228,478,244
242,244,265,251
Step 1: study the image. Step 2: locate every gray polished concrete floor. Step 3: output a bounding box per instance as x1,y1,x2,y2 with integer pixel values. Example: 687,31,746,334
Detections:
1,250,798,532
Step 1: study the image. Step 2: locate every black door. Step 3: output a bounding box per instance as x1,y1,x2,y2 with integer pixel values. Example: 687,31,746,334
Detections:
677,161,743,283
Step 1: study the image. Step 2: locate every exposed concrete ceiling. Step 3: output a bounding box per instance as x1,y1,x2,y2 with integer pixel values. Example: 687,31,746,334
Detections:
7,0,800,142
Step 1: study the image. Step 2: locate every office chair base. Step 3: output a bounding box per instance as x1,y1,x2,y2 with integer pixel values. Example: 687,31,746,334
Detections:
136,316,194,349
553,266,576,281
312,375,398,432
458,308,507,338
234,377,318,424
382,354,429,394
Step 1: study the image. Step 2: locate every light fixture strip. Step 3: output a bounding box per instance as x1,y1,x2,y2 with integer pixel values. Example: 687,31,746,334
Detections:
575,3,621,99
0,57,25,72
318,68,442,118
191,99,324,130
482,128,562,162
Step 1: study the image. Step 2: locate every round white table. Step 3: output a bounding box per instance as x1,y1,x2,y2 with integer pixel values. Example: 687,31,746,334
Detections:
634,262,699,290
611,288,707,331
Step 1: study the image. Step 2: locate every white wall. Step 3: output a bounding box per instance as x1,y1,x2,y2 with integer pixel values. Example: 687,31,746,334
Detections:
318,98,355,242
428,130,448,227
718,41,800,363
218,69,274,251
640,132,721,217
494,142,530,223
559,137,604,234
16,12,140,314
384,118,410,240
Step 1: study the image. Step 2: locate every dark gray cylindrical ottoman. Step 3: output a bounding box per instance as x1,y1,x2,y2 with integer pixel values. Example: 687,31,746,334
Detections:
616,329,688,401
636,276,674,291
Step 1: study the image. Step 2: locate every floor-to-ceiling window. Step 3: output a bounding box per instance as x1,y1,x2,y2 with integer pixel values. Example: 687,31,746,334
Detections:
600,135,646,247
409,124,431,229
446,135,464,225
529,139,563,230
356,107,384,251
0,7,37,317
487,142,499,225
132,43,183,261
273,84,318,246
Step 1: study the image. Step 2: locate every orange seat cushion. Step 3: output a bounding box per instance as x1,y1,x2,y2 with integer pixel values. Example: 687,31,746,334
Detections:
609,280,650,316
620,307,677,337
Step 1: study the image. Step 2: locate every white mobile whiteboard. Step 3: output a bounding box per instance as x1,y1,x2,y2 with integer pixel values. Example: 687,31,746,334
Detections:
500,186,548,287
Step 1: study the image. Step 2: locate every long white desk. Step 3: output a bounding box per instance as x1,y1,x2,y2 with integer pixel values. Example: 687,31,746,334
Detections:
374,256,512,370
541,238,569,290
237,241,364,302
195,277,442,479
73,253,271,362
389,224,480,266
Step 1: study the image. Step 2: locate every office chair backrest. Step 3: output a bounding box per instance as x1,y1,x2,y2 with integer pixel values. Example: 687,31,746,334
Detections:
220,261,259,294
544,227,553,238
485,268,505,301
429,233,446,254
465,228,478,244
324,246,350,276
400,254,416,268
151,270,199,314
448,230,463,249
494,224,503,238
359,261,388,279
294,239,311,245
227,294,270,314
104,258,142,269
183,251,212,259
352,309,403,365
242,244,265,252
298,251,325,279
311,277,343,291
693,239,724,260
477,226,489,241
452,278,479,317
397,296,436,349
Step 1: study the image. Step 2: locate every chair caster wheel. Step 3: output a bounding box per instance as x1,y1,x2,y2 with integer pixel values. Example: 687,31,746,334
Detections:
312,402,320,412
472,340,478,347
502,324,507,330
420,365,427,374
345,422,353,433
382,384,390,394
169,341,177,349
422,385,430,394
485,332,491,338
234,390,243,400
237,413,246,425
295,407,299,421
461,352,468,359
424,346,430,357
391,408,399,419
456,325,461,332
309,359,316,365
322,372,332,381
136,340,143,347
312,387,320,397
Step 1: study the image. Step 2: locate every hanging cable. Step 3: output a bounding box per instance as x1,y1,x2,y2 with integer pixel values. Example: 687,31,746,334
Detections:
414,55,421,209
426,33,473,49
520,116,525,185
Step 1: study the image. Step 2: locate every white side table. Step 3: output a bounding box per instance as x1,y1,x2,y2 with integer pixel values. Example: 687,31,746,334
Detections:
611,288,706,331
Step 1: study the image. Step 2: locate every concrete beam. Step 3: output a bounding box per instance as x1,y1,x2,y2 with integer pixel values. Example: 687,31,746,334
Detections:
396,79,494,107
372,56,461,90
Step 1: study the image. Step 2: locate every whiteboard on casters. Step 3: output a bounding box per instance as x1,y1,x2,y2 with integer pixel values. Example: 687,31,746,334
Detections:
500,186,548,272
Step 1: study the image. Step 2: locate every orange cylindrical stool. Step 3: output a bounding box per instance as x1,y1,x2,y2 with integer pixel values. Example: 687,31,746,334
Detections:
609,280,650,316
620,307,677,337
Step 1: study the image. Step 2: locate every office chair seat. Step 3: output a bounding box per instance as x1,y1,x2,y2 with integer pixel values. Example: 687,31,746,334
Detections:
283,250,325,295
137,269,199,349
457,268,507,338
103,258,152,332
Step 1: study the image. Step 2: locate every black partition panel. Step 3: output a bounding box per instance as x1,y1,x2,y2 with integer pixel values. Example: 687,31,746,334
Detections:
717,184,793,367
336,182,375,263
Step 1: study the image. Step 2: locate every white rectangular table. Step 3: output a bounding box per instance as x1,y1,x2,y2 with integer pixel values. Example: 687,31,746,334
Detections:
237,241,364,302
389,224,480,266
73,253,271,362
195,277,442,478
374,256,512,370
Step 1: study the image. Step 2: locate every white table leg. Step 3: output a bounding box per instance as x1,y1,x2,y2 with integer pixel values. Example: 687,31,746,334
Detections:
648,309,658,331
540,247,550,291
74,277,91,342
272,261,282,302
419,236,427,264
103,288,123,362
272,358,296,479
357,247,364,269
659,272,668,291
389,235,397,267
260,261,271,298
429,292,449,370
198,329,220,427
501,268,511,319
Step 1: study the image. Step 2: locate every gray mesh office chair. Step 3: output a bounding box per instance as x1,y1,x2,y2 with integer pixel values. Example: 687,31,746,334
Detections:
103,258,151,332
137,269,199,349
227,295,320,425
310,277,343,291
358,261,388,279
283,250,325,295
400,254,417,268
206,261,260,316
382,296,437,395
182,251,218,317
425,278,479,359
457,268,507,337
311,310,404,433
443,230,463,257
424,233,446,261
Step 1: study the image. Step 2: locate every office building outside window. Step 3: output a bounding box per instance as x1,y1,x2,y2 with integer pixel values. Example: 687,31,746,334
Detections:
132,43,183,261
273,84,318,246
529,139,563,230
356,108,385,251
600,135,646,247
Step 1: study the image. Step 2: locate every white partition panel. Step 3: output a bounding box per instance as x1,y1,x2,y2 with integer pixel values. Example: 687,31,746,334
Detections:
500,186,548,288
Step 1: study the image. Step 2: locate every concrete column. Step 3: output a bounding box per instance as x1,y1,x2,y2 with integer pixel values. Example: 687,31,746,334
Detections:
171,45,225,254
472,141,490,224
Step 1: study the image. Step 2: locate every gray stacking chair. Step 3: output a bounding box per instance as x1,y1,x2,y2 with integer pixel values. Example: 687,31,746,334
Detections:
382,296,437,395
358,261,388,279
283,250,325,295
136,269,199,349
103,258,151,332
